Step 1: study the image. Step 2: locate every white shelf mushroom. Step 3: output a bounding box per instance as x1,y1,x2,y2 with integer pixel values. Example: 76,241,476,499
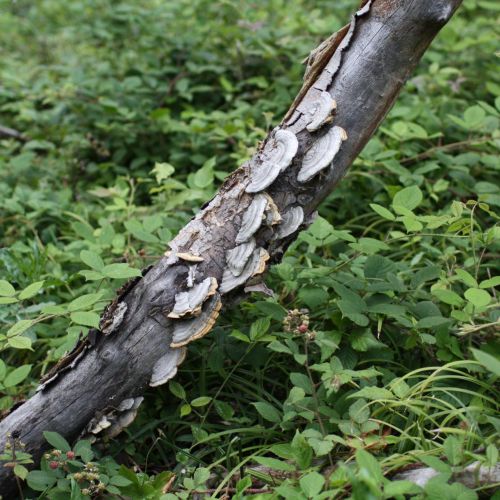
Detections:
170,294,222,348
220,247,269,294
168,277,218,318
306,91,337,132
235,194,268,244
246,129,298,193
150,348,187,387
226,238,256,277
297,126,347,183
274,206,304,239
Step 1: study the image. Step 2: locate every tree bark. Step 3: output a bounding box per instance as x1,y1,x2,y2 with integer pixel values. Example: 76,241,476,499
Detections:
0,0,462,493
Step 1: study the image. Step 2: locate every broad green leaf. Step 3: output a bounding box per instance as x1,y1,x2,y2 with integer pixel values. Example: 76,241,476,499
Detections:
480,276,500,289
349,387,394,400
70,311,100,328
68,293,103,312
443,436,462,466
471,348,500,376
43,431,71,452
27,470,57,491
252,401,282,423
14,464,29,480
253,456,295,472
18,280,44,300
152,162,175,183
102,263,142,279
356,449,383,482
169,381,186,399
0,280,16,297
7,319,34,337
8,336,32,350
191,396,212,407
454,269,478,288
464,288,491,307
392,185,423,214
300,471,325,498
369,203,395,220
80,250,104,271
4,364,32,388
432,288,464,306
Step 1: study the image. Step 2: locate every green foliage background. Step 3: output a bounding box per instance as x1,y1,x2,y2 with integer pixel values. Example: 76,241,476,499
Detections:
0,0,499,498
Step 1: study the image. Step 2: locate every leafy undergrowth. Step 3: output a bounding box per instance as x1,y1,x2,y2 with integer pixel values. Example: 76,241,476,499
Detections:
0,0,499,498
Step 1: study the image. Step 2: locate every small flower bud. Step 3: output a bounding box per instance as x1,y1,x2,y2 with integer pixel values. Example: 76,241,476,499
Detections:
49,461,59,470
66,451,75,459
298,324,308,333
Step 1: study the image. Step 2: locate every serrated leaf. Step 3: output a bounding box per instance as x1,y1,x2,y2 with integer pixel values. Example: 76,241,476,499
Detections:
43,431,71,452
300,471,324,498
27,470,57,491
350,387,394,400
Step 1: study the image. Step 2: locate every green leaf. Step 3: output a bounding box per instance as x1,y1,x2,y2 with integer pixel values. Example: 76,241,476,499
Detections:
4,364,32,388
180,404,191,417
443,436,462,466
250,317,270,340
300,471,325,498
191,396,212,407
18,281,44,300
169,381,186,399
349,398,370,424
420,455,451,473
350,387,394,400
110,475,133,486
43,431,71,452
480,276,500,289
464,105,485,128
471,348,500,376
252,401,282,423
70,311,100,328
102,263,142,279
80,250,104,271
253,456,295,472
14,464,28,480
152,162,175,183
0,280,16,297
68,293,103,312
464,288,491,307
432,288,464,306
369,203,395,220
192,157,215,188
392,185,423,214
7,319,34,337
27,470,57,491
8,336,32,350
454,269,478,288
356,449,383,482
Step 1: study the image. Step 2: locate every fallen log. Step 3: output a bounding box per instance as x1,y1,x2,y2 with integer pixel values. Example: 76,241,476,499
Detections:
0,0,462,493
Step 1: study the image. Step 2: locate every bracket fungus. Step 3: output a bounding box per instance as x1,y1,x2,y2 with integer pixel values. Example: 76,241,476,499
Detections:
168,276,218,319
246,129,298,193
235,194,268,244
226,238,256,277
170,293,222,348
220,247,269,294
150,347,187,386
274,206,304,239
297,125,347,183
306,91,337,132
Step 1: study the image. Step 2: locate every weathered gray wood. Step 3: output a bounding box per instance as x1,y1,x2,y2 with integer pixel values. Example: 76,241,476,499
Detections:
0,0,462,493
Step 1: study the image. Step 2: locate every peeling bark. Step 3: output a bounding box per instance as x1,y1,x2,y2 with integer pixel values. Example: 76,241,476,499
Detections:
0,0,462,494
